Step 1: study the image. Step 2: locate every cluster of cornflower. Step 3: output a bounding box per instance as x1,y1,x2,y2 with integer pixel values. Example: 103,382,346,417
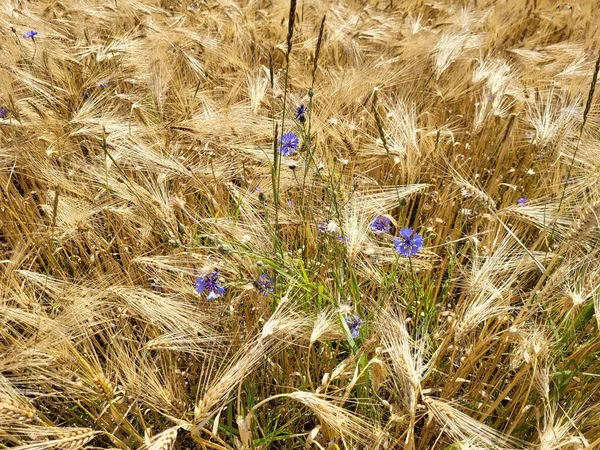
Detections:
190,100,539,343
194,271,274,299
190,105,430,344
370,215,424,258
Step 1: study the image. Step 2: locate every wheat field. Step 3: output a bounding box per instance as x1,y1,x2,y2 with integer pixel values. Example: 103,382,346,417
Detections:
1,0,600,448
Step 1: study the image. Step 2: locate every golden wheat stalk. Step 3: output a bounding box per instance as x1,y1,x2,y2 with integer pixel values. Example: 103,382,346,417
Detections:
423,397,525,449
8,428,99,450
141,426,179,450
0,398,35,421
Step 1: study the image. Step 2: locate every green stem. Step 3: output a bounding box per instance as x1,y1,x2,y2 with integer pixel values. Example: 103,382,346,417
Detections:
408,256,419,307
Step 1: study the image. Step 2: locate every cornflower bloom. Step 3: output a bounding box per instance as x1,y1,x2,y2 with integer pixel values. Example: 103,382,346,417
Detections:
317,221,328,232
255,274,274,296
194,270,226,300
295,104,306,123
23,30,38,39
517,197,528,206
345,315,363,339
278,132,299,156
393,227,423,257
0,108,8,118
370,216,392,234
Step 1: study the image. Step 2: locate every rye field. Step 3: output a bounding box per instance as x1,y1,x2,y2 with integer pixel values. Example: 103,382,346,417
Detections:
1,0,600,448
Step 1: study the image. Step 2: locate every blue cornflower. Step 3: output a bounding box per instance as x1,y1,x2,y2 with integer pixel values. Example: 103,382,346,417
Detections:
295,104,306,123
336,234,348,244
96,81,109,88
517,197,528,206
278,132,299,156
0,108,8,118
82,91,90,100
393,227,423,257
370,216,392,234
23,30,38,39
194,270,226,300
255,273,274,296
345,315,363,339
317,221,328,232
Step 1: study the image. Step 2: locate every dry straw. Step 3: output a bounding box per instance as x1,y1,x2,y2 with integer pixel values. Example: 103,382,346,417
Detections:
2,0,600,448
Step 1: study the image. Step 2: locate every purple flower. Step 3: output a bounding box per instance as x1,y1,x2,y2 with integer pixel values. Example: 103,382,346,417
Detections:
295,104,306,123
517,197,528,206
96,81,109,88
317,221,328,232
23,30,38,39
370,216,392,234
278,132,299,156
393,227,423,257
194,270,226,300
345,315,363,339
336,234,348,244
82,91,90,100
0,108,8,118
255,273,274,296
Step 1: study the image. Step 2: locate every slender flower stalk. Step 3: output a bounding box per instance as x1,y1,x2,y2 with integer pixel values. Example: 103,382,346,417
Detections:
394,227,423,305
274,0,297,235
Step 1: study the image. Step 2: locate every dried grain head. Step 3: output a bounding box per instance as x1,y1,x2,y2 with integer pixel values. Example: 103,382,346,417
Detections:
141,427,179,450
287,391,386,448
423,397,525,450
